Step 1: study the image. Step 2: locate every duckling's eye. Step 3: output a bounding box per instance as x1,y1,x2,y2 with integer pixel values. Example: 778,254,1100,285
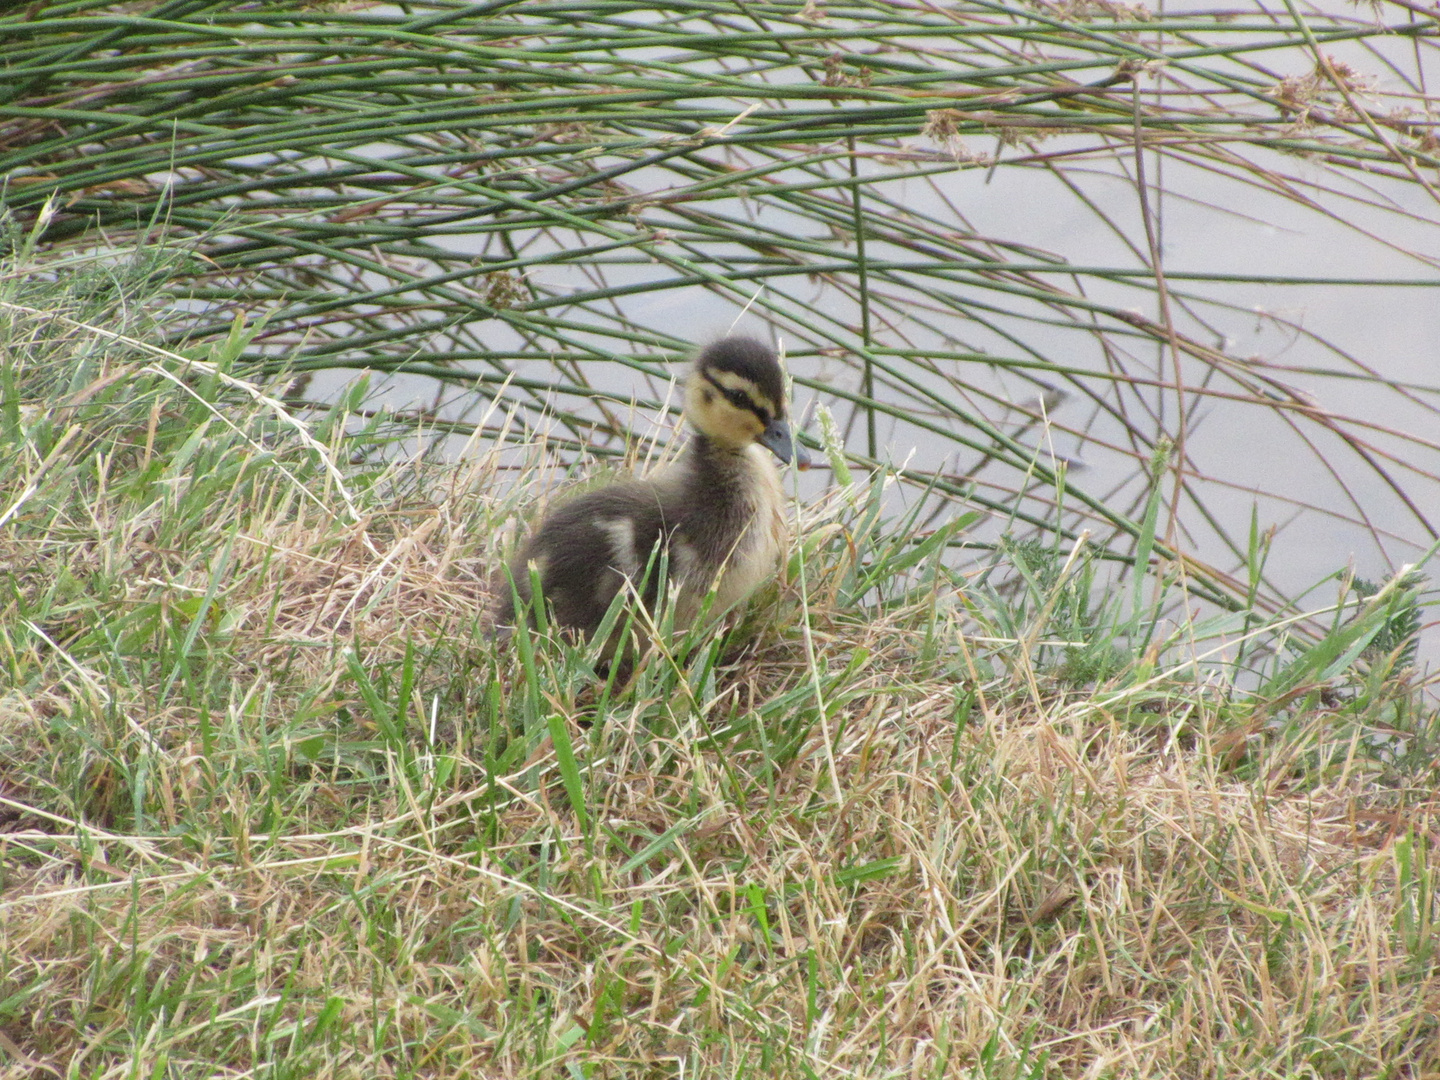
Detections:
724,388,750,410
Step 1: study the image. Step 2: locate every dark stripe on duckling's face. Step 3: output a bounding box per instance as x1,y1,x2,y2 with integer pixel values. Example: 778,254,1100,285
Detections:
702,371,774,424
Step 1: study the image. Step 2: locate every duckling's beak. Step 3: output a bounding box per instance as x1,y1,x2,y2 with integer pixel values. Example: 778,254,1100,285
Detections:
759,418,811,469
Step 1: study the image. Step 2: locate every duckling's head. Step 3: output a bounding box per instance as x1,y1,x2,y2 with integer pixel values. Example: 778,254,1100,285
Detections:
684,337,810,467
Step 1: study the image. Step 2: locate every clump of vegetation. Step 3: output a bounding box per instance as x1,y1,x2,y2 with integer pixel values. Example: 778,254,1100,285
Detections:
2,236,1437,1079
5,0,1440,1073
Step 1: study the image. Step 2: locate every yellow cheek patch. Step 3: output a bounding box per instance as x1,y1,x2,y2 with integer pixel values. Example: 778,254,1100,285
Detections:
708,407,759,444
729,410,765,439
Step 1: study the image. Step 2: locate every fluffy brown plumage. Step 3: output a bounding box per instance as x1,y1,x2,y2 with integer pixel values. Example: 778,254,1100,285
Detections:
496,337,808,655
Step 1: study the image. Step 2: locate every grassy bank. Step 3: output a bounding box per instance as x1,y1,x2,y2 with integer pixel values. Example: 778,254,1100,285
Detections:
2,251,1438,1079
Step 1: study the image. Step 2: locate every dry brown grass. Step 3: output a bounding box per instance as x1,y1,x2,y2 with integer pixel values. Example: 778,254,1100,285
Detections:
2,282,1439,1079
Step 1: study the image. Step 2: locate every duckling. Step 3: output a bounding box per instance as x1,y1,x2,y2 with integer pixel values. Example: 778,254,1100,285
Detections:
497,336,809,655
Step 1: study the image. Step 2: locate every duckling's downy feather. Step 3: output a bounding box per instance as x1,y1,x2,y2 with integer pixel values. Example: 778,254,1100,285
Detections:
498,336,804,647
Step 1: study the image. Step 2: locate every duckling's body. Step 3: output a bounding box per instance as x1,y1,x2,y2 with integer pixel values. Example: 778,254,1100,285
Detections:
499,337,807,648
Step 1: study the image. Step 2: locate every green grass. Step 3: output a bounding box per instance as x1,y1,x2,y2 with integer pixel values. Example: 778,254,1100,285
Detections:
2,239,1439,1079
